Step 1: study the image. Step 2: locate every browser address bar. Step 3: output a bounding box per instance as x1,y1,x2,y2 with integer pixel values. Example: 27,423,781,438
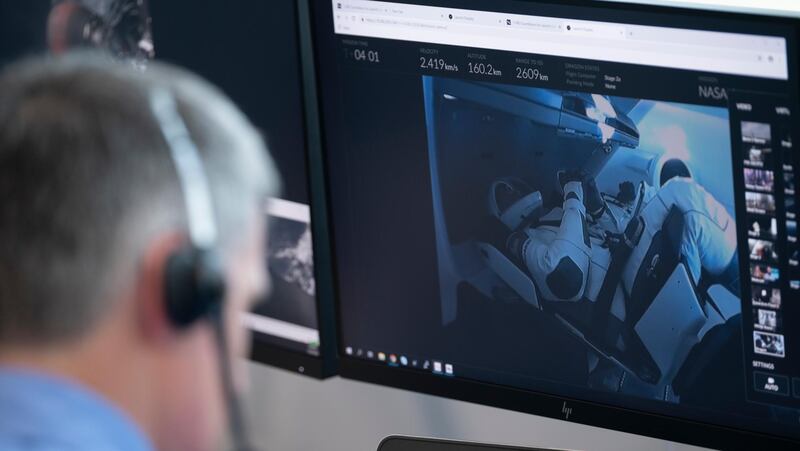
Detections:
332,0,788,80
358,16,448,31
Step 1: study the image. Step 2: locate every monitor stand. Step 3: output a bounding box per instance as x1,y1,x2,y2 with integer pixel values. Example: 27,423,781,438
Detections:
378,436,567,451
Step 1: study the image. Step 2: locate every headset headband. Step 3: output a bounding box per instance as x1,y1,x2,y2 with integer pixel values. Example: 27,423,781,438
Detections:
148,86,218,249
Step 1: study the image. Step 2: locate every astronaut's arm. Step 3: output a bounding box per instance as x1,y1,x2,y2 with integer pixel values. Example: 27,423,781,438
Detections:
522,181,592,302
660,178,738,280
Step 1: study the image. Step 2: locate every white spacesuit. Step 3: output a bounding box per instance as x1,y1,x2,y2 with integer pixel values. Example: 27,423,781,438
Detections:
489,171,741,394
514,177,737,305
510,180,592,303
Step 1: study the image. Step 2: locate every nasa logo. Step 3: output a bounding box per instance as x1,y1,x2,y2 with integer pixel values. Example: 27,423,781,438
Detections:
698,85,728,101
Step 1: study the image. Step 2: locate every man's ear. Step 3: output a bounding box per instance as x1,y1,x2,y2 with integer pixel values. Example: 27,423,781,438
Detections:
135,232,188,342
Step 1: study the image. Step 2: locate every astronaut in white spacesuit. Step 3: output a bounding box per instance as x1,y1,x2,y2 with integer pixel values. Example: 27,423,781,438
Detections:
507,167,737,305
489,160,741,396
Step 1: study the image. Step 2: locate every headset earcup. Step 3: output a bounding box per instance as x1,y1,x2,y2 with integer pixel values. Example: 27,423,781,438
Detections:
165,248,205,328
195,250,227,317
164,247,227,329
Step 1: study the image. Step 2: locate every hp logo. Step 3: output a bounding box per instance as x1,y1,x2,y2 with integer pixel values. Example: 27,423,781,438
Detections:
561,402,573,420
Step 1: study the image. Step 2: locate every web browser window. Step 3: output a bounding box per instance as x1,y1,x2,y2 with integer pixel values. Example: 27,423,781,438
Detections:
314,0,800,442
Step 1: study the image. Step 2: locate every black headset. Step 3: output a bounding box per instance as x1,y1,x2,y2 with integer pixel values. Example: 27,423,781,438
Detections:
47,3,249,445
149,87,254,451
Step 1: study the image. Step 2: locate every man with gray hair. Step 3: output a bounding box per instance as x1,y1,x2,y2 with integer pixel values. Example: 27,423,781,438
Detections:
0,53,279,450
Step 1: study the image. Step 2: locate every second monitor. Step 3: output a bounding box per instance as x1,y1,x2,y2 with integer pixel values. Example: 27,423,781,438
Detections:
151,0,337,377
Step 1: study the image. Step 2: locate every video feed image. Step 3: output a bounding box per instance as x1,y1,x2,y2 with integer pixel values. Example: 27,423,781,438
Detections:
745,192,776,215
788,220,798,243
784,173,796,195
753,308,780,332
743,144,773,168
422,76,741,405
744,168,774,192
753,331,786,358
741,121,771,146
751,263,780,284
251,199,320,355
748,216,778,240
748,239,778,263
751,286,781,309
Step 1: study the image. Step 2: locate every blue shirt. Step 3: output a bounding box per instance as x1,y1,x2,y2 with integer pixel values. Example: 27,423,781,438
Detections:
0,368,153,451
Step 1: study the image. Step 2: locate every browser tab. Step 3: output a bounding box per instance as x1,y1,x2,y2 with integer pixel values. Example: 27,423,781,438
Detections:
331,0,788,79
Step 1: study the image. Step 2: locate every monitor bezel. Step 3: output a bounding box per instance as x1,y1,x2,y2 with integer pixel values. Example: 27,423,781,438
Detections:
302,0,800,447
378,435,556,450
247,0,339,380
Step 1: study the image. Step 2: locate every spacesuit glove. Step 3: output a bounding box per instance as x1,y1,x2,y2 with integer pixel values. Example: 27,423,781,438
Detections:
583,176,606,219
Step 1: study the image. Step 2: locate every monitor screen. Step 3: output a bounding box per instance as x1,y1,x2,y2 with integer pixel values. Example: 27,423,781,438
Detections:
0,1,49,67
311,0,800,447
0,0,333,376
151,0,325,362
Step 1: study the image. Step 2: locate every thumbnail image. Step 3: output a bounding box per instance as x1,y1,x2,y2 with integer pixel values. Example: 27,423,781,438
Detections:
751,263,780,284
754,308,779,332
748,239,778,263
751,286,781,309
787,220,798,243
743,144,773,168
790,249,799,266
748,216,778,240
743,168,774,192
780,133,793,150
753,331,785,358
791,280,800,290
741,121,771,146
783,151,794,172
784,173,796,195
423,76,739,401
786,196,796,219
745,192,776,215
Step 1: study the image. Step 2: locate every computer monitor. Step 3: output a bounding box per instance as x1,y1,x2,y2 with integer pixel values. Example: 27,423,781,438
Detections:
150,0,337,378
309,0,800,447
0,2,337,377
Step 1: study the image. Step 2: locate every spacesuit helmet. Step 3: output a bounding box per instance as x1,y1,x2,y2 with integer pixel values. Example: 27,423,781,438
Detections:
660,158,692,187
488,177,544,231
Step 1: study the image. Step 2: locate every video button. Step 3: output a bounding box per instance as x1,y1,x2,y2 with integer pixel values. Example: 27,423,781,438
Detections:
754,371,789,396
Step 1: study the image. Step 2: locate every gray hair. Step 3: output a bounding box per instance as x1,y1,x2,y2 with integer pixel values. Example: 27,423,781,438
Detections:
0,53,280,345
